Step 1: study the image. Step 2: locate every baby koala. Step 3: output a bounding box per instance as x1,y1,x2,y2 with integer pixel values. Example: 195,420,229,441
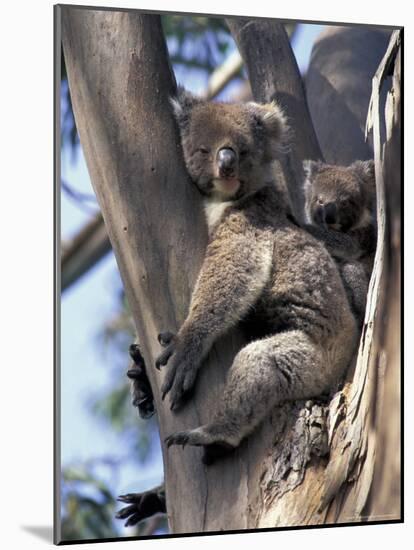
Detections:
302,159,377,324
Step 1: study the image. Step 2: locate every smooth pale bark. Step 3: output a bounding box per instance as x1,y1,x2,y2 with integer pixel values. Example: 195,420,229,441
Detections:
61,6,256,533
306,27,391,163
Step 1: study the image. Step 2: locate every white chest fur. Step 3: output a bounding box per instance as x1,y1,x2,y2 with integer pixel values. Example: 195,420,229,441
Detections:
204,200,234,232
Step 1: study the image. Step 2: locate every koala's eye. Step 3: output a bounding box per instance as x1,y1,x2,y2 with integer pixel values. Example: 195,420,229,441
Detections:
197,147,210,155
239,149,249,158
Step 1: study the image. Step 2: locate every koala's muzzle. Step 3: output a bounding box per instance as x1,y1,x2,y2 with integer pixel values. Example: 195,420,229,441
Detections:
313,201,337,227
217,148,237,177
323,202,337,225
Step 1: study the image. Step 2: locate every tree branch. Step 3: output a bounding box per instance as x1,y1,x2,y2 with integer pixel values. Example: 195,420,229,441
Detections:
61,212,109,291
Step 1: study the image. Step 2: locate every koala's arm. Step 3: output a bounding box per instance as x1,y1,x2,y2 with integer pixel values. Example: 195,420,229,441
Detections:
303,223,376,261
157,228,273,410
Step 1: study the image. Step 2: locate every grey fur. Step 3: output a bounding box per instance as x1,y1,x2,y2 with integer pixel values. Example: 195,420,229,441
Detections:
159,90,357,461
302,159,377,324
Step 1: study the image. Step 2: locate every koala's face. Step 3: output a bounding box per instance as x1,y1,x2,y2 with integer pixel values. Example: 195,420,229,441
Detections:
171,88,287,201
303,160,375,232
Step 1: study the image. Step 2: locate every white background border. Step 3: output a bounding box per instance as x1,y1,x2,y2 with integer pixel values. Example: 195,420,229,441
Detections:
1,0,409,548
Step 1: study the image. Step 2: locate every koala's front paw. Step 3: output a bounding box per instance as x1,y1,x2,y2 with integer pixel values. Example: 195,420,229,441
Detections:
155,331,199,410
116,489,166,527
161,357,198,411
127,344,154,419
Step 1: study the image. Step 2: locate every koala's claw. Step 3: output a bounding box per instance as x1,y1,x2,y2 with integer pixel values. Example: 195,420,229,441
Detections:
127,343,155,419
165,431,190,448
161,368,194,410
116,488,166,527
126,368,140,380
155,345,175,370
155,332,176,370
129,343,145,365
157,332,200,405
158,331,175,347
161,381,185,412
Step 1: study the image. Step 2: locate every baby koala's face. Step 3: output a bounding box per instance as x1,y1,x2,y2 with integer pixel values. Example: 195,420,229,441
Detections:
303,160,375,232
171,88,287,201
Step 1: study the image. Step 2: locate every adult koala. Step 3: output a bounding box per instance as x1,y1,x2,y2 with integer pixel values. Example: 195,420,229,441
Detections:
156,88,357,464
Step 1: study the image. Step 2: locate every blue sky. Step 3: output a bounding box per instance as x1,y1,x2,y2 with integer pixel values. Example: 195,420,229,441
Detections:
60,20,326,535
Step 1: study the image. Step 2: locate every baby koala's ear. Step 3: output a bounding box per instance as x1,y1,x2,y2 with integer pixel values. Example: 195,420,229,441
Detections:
351,159,375,184
351,159,376,200
170,86,203,130
302,159,325,183
248,101,289,152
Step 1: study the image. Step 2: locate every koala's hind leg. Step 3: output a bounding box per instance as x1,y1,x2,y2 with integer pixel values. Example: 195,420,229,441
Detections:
165,330,333,463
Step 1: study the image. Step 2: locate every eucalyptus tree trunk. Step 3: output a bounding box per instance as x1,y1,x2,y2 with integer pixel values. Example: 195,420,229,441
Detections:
61,5,401,533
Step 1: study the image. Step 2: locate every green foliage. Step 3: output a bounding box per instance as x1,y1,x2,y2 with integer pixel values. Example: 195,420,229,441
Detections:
90,381,158,463
61,461,167,540
91,285,157,460
61,278,163,540
61,464,119,540
162,15,232,71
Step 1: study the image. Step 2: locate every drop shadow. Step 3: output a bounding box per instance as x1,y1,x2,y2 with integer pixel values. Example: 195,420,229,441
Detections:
21,525,54,543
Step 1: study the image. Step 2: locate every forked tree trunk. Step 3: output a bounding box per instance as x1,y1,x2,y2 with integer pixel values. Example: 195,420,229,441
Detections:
306,26,392,165
60,5,401,532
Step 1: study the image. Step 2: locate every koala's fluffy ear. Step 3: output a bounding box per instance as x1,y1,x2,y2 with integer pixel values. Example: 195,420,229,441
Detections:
248,101,288,155
351,160,375,184
170,86,203,130
302,160,324,183
351,160,376,200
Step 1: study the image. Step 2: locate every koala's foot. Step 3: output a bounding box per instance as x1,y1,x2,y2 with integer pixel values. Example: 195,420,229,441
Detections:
116,486,166,527
127,343,154,419
165,426,236,465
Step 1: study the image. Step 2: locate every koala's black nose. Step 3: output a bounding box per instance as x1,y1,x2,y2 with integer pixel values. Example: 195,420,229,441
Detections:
217,148,237,176
323,202,337,225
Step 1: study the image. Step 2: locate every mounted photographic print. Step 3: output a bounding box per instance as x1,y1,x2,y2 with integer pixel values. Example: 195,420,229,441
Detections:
55,3,403,544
